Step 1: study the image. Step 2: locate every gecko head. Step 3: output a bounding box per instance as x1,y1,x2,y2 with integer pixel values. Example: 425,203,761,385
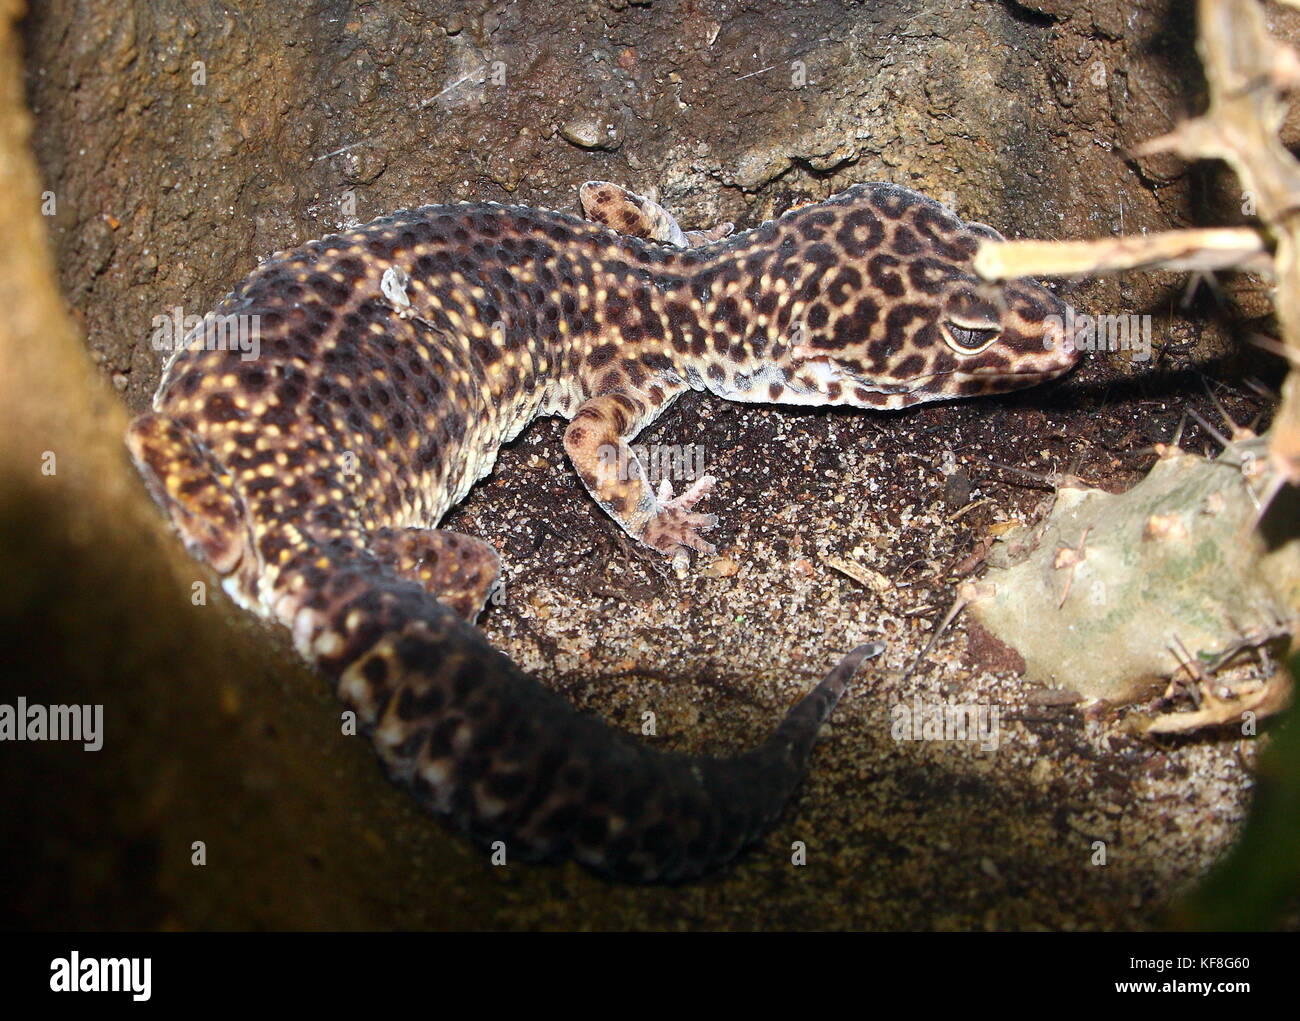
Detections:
772,182,1081,410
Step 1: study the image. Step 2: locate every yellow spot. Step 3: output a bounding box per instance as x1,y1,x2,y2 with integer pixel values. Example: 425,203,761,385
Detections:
314,631,343,657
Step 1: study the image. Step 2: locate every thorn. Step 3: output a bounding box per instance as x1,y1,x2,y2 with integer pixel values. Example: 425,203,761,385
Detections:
312,69,485,164
1242,376,1278,401
1179,268,1225,309
965,455,1088,491
1197,374,1255,441
1247,332,1300,368
1249,468,1290,529
1184,406,1236,453
1170,409,1189,451
314,137,375,162
414,69,484,111
1138,411,1190,461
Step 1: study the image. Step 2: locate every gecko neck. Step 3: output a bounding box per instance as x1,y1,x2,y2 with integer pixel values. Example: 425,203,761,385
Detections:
561,216,812,397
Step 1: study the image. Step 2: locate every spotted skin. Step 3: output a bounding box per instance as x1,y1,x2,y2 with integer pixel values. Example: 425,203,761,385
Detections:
126,182,1079,882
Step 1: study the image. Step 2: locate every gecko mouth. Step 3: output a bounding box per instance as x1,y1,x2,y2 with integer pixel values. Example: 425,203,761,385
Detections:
950,369,1064,387
868,367,1064,393
966,367,1063,378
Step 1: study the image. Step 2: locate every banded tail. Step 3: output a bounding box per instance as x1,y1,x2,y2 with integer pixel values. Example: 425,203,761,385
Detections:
279,542,882,882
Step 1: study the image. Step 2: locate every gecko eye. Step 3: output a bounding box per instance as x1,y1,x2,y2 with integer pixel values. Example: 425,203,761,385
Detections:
942,319,1002,354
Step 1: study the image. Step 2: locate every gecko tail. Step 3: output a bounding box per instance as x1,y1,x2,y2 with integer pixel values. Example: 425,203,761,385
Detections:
653,640,886,882
282,545,884,883
764,641,885,767
588,639,886,883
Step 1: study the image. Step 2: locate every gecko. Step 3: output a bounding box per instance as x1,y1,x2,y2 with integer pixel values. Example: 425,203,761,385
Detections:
126,180,1080,882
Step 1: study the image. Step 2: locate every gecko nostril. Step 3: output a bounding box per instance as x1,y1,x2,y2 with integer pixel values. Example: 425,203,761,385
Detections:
1048,307,1086,362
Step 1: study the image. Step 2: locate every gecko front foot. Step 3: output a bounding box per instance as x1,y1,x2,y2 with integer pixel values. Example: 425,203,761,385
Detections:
641,476,719,559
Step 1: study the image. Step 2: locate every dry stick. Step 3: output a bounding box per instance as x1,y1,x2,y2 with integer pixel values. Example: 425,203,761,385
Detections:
1053,526,1092,609
1205,621,1293,674
973,227,1271,282
898,582,988,685
1168,635,1213,711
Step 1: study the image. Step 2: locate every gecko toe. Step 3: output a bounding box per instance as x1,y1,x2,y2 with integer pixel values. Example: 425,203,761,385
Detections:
642,504,718,559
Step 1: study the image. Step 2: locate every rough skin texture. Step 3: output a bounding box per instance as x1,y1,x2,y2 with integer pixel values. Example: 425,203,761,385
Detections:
126,182,1079,882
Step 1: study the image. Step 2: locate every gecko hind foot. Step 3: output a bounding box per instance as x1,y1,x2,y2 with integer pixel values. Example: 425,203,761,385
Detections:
641,475,719,558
